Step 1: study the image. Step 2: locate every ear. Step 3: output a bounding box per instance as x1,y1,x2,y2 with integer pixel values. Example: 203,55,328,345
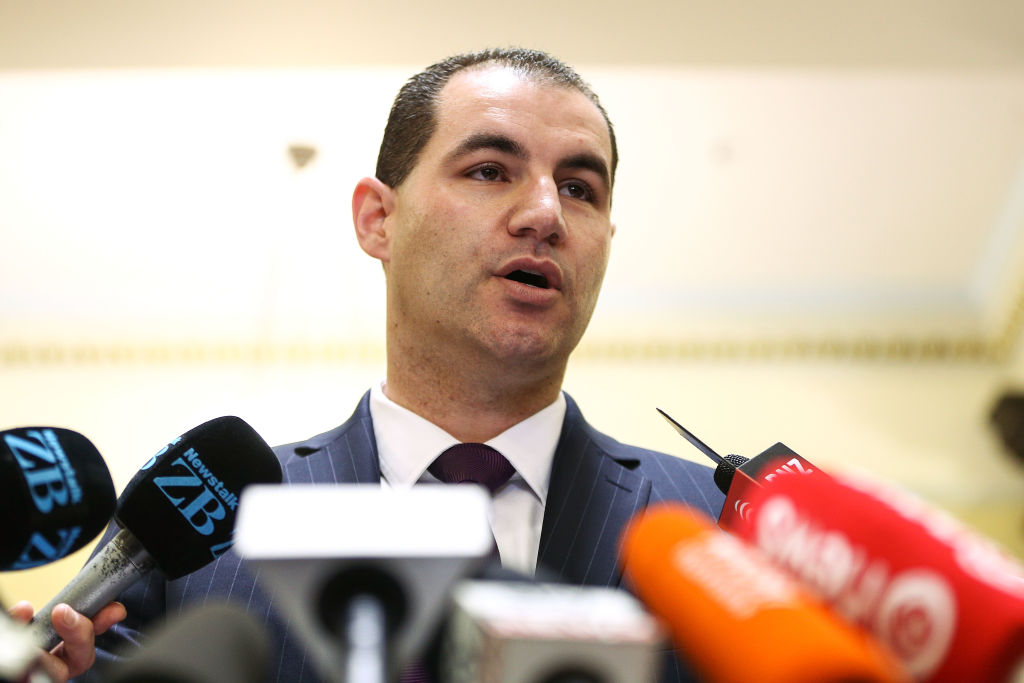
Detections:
610,222,617,239
352,176,396,263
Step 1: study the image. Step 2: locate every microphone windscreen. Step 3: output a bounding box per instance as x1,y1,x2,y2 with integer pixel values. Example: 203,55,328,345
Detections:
115,416,282,579
620,504,908,683
732,471,1024,682
104,602,271,683
0,427,116,570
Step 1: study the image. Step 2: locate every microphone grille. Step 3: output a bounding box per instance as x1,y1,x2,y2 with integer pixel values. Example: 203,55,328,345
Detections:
713,454,749,495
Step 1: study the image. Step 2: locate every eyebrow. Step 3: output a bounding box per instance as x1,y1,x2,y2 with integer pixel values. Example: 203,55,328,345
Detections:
446,133,526,164
560,152,611,192
446,132,611,191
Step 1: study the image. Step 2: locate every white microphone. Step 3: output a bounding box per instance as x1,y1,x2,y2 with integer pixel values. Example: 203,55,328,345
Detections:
235,483,494,683
443,580,664,683
0,610,54,683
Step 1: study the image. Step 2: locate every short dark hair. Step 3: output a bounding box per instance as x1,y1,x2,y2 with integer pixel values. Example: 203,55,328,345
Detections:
375,47,618,190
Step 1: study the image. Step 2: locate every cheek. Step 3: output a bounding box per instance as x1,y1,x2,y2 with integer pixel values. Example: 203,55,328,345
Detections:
393,208,486,291
576,240,612,314
579,233,612,285
412,192,484,243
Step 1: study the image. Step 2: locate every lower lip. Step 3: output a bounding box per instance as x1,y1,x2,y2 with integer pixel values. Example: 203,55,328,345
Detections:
498,277,560,306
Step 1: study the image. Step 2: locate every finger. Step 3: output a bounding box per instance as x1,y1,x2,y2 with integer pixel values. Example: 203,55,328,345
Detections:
32,651,69,683
92,602,127,635
6,600,35,623
49,603,97,679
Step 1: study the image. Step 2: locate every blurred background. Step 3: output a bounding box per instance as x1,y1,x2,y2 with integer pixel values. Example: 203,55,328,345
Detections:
2,0,1024,607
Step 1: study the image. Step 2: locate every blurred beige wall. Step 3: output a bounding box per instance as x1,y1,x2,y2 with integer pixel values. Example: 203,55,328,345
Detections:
2,64,1024,611
3,353,1024,607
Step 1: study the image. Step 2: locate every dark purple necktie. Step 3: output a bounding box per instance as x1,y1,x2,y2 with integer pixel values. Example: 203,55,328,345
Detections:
399,444,514,683
428,442,515,494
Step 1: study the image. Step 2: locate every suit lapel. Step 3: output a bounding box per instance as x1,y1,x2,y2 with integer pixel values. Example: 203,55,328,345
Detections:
280,392,382,485
279,392,648,587
537,395,652,587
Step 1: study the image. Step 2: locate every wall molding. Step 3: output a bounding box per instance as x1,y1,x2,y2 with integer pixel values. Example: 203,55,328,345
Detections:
0,334,1009,366
4,279,1023,366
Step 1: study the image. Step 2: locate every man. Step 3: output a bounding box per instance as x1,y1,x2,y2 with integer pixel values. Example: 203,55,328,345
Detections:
14,47,724,682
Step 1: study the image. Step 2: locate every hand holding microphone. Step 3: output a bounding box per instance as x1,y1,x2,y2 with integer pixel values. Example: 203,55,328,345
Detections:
1,425,121,682
27,416,282,651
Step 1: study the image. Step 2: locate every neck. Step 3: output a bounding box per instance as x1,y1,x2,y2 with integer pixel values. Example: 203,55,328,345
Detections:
384,340,566,443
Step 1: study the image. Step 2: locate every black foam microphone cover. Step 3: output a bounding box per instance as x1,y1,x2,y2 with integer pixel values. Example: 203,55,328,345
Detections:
105,602,272,683
114,416,282,579
0,427,116,570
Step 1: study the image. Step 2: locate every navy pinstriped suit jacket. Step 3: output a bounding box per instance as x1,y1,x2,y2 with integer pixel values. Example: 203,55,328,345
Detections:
83,392,724,682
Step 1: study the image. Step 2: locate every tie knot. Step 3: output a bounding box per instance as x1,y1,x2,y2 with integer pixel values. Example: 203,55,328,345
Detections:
428,443,515,494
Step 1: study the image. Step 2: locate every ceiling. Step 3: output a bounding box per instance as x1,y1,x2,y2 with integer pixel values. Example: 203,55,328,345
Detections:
1,0,1023,70
2,0,1024,361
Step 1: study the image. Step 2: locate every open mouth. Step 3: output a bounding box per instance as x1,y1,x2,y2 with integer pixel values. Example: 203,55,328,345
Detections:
504,269,550,289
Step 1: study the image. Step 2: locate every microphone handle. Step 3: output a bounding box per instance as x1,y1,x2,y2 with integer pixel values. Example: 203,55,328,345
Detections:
342,593,388,683
30,528,157,650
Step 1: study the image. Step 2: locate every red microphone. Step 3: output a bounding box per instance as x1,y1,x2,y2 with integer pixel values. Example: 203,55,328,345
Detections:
620,503,909,683
731,471,1024,682
656,409,822,531
714,441,822,531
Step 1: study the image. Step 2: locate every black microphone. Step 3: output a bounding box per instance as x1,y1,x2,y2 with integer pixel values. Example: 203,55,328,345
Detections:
104,602,271,683
655,408,750,493
1,427,116,571
29,416,282,649
656,408,821,530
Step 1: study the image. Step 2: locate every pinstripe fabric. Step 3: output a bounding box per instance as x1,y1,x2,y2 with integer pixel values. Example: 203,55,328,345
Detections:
538,396,725,590
83,398,381,683
79,392,724,683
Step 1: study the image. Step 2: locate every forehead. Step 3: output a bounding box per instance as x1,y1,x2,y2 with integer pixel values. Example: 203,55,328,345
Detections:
428,66,613,165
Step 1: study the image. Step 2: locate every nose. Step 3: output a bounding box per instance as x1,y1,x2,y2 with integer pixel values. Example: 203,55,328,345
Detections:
507,176,566,246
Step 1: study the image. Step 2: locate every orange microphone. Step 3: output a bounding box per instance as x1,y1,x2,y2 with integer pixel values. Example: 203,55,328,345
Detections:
620,503,909,683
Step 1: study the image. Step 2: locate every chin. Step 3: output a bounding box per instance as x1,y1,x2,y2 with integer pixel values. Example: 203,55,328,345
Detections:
485,325,575,366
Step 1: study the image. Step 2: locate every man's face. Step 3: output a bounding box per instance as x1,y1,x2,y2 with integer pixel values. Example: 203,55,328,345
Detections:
382,66,616,372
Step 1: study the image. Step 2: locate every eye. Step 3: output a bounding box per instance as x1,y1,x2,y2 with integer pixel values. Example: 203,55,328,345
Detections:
466,164,506,182
559,180,594,202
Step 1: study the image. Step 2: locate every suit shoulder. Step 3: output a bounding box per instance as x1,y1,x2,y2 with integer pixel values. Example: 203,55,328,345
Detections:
606,437,717,483
630,444,725,518
580,420,725,517
272,392,375,471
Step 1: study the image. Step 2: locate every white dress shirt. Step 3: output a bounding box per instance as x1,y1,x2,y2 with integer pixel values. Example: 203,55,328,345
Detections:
369,382,565,575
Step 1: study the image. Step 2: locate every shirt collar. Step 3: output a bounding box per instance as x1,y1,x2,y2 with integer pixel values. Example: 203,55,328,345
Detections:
369,381,565,503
